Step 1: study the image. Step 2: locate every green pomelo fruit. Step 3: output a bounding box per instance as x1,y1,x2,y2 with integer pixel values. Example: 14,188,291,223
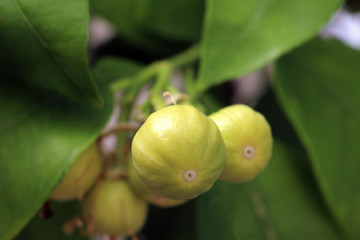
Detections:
131,105,226,200
209,104,273,183
128,157,186,208
84,180,148,237
51,142,102,201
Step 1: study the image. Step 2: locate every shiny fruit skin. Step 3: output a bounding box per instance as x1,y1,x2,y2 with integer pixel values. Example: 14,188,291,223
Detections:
131,105,226,200
51,143,102,201
84,180,148,237
128,157,186,208
209,104,273,183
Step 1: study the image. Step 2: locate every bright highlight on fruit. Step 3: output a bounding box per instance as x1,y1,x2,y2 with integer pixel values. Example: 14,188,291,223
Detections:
51,142,102,201
209,104,273,183
131,105,226,200
84,180,148,237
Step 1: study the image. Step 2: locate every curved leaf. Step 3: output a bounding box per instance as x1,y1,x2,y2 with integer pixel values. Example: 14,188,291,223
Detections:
0,79,113,239
0,0,103,106
274,38,360,239
197,0,342,91
197,141,342,239
0,57,145,240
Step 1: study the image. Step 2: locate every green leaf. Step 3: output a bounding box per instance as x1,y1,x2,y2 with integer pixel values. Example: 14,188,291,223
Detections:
0,77,113,239
274,38,360,239
197,141,341,239
91,0,166,54
135,0,204,42
197,0,342,91
91,0,199,55
0,0,103,106
93,57,143,81
15,201,87,240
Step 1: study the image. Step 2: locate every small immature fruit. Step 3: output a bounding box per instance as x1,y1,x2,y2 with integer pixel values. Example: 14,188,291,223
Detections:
84,180,148,237
131,105,226,200
209,104,273,183
128,157,186,208
51,143,102,201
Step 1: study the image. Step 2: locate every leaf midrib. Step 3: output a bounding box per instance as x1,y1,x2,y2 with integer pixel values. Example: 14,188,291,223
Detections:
11,0,95,101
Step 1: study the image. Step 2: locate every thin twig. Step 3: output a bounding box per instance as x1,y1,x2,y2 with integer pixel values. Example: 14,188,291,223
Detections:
100,123,140,138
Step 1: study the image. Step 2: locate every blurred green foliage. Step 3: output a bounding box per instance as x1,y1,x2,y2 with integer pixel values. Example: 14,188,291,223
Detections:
2,0,360,240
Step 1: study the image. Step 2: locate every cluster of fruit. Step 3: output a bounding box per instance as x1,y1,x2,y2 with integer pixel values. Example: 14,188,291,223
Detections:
49,104,272,238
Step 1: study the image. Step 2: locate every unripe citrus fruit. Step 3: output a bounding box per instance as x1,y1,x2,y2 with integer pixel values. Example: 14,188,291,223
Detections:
84,180,148,237
209,104,272,183
131,105,226,200
128,157,186,208
51,142,102,201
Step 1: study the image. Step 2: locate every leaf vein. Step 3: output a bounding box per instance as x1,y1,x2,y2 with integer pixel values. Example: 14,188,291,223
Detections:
0,94,56,134
11,0,95,101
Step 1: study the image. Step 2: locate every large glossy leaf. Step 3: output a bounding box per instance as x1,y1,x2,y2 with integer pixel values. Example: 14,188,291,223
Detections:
0,57,143,240
197,141,342,239
274,38,360,239
197,0,342,91
0,0,103,106
0,78,113,239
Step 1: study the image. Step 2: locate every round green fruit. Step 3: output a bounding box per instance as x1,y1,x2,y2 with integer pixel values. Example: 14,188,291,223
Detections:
128,157,186,208
51,142,102,201
131,105,226,200
209,104,273,183
84,180,148,237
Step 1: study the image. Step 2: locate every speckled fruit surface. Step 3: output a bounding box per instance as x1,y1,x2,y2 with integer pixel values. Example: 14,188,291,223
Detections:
132,105,226,200
210,104,273,183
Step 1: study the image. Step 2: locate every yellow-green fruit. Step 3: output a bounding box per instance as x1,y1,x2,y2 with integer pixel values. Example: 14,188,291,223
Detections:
132,105,226,200
128,157,186,208
51,143,102,201
84,180,148,237
209,104,273,183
